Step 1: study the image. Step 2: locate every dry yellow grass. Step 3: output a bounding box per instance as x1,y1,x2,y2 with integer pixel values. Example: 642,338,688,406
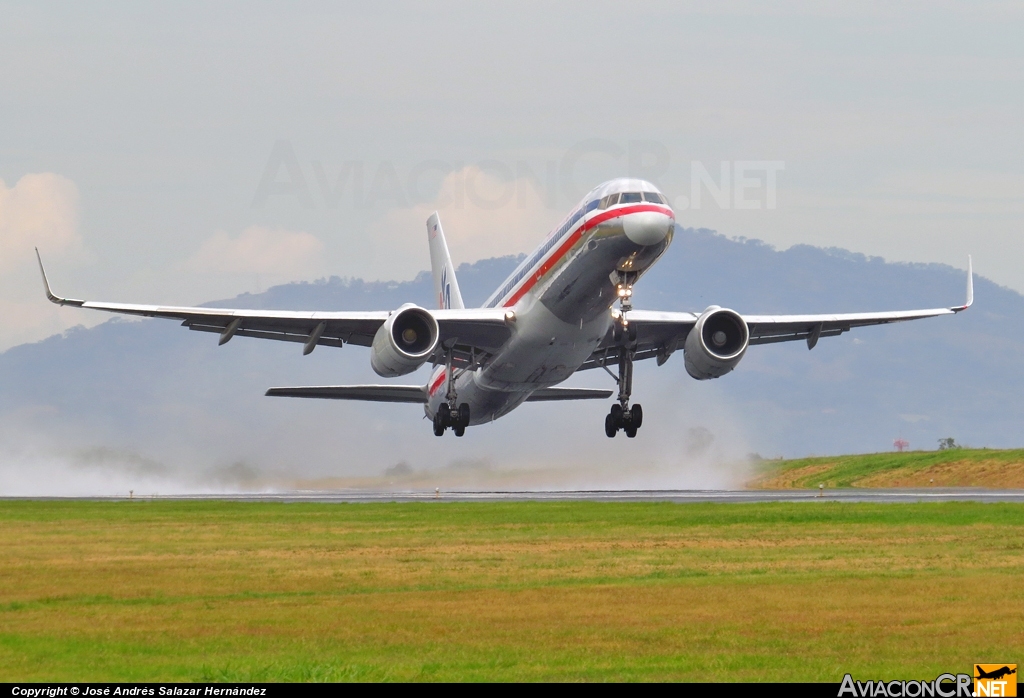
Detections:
752,463,837,489
854,458,1024,488
1,500,1022,681
749,448,1024,489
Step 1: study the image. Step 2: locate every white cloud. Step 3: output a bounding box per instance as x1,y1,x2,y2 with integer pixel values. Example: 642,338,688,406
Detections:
0,173,82,269
367,166,562,279
0,173,93,351
185,226,325,275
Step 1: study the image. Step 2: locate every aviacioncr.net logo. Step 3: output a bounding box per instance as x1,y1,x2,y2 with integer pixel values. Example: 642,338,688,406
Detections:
839,674,973,697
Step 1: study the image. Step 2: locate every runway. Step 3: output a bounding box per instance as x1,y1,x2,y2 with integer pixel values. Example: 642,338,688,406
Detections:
13,488,1024,503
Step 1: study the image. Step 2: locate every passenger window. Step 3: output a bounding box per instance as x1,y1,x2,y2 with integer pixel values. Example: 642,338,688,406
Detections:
599,193,619,209
643,192,665,204
620,192,642,204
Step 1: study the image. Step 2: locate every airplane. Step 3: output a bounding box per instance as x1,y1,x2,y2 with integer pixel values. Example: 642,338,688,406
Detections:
36,177,974,439
975,666,1016,681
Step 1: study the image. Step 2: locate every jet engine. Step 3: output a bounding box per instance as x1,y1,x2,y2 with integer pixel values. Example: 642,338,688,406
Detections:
683,306,749,380
370,303,440,377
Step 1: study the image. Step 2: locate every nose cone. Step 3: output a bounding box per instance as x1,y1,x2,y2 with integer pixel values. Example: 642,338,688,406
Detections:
622,210,673,246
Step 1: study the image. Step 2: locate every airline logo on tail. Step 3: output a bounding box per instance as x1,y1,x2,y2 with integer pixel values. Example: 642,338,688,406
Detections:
440,267,452,309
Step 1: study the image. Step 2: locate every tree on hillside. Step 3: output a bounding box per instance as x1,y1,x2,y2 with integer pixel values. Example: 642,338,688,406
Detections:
937,437,961,450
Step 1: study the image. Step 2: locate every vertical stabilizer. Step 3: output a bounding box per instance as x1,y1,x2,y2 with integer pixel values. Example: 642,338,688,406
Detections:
426,212,465,309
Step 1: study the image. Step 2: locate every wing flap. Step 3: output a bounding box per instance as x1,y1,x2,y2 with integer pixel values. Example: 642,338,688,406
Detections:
525,387,613,401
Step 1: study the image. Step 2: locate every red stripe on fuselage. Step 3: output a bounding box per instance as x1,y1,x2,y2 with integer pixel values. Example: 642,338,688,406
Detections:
501,203,673,308
429,369,446,396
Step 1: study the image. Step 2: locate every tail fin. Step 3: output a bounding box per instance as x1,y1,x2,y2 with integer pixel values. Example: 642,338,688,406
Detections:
426,212,464,310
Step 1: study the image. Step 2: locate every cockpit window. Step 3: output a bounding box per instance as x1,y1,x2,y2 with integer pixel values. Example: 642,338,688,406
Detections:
643,192,666,204
619,192,643,204
598,193,620,209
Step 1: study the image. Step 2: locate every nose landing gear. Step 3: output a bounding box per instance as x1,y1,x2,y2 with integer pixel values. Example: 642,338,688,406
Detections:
604,349,643,438
604,274,642,438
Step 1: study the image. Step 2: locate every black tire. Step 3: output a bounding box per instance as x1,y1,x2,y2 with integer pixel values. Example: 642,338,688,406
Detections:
605,413,617,438
433,414,445,437
610,403,623,420
625,427,637,438
438,403,451,427
454,425,466,437
458,403,471,428
631,403,643,429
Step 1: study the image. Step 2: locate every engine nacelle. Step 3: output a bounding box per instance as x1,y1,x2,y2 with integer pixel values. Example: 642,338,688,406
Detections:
370,304,440,377
683,306,749,380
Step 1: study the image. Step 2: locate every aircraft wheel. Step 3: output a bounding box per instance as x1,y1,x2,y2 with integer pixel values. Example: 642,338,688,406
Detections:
454,424,466,437
625,426,637,438
438,403,452,427
630,404,643,429
610,403,623,426
458,403,471,428
604,413,617,438
433,413,445,437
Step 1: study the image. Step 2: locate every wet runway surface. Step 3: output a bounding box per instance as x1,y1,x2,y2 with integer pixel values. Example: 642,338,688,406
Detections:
14,489,1024,503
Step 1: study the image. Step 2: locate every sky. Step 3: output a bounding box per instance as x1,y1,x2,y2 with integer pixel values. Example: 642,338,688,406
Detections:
1,1,1023,351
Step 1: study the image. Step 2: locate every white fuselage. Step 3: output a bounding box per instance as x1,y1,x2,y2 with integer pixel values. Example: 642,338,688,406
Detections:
425,178,675,425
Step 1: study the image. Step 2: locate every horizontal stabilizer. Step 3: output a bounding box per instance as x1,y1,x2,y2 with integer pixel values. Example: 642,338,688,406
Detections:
265,385,427,403
525,387,613,402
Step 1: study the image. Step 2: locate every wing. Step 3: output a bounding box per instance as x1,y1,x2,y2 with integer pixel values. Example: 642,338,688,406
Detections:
36,249,510,364
264,385,613,403
580,257,973,370
265,385,428,403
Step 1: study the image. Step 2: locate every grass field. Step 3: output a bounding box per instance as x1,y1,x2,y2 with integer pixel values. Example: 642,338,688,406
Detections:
1,500,1022,682
749,448,1024,489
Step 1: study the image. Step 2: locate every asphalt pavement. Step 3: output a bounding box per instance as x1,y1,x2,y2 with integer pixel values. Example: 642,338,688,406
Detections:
11,488,1023,503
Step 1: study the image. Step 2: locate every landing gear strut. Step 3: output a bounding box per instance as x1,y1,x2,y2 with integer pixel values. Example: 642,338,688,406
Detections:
605,274,642,438
604,349,643,438
433,344,470,437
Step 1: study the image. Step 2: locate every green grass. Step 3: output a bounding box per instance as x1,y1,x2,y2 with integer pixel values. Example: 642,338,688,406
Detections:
751,447,1024,488
1,500,1023,681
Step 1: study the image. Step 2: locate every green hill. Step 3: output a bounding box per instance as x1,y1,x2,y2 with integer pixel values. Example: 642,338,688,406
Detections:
749,448,1024,489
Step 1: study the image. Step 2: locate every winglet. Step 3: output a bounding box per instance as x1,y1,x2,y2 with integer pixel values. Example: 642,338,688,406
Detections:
952,255,973,312
35,248,85,307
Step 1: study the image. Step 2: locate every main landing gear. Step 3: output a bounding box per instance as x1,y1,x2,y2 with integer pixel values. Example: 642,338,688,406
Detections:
434,401,470,437
605,275,642,438
433,344,471,437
